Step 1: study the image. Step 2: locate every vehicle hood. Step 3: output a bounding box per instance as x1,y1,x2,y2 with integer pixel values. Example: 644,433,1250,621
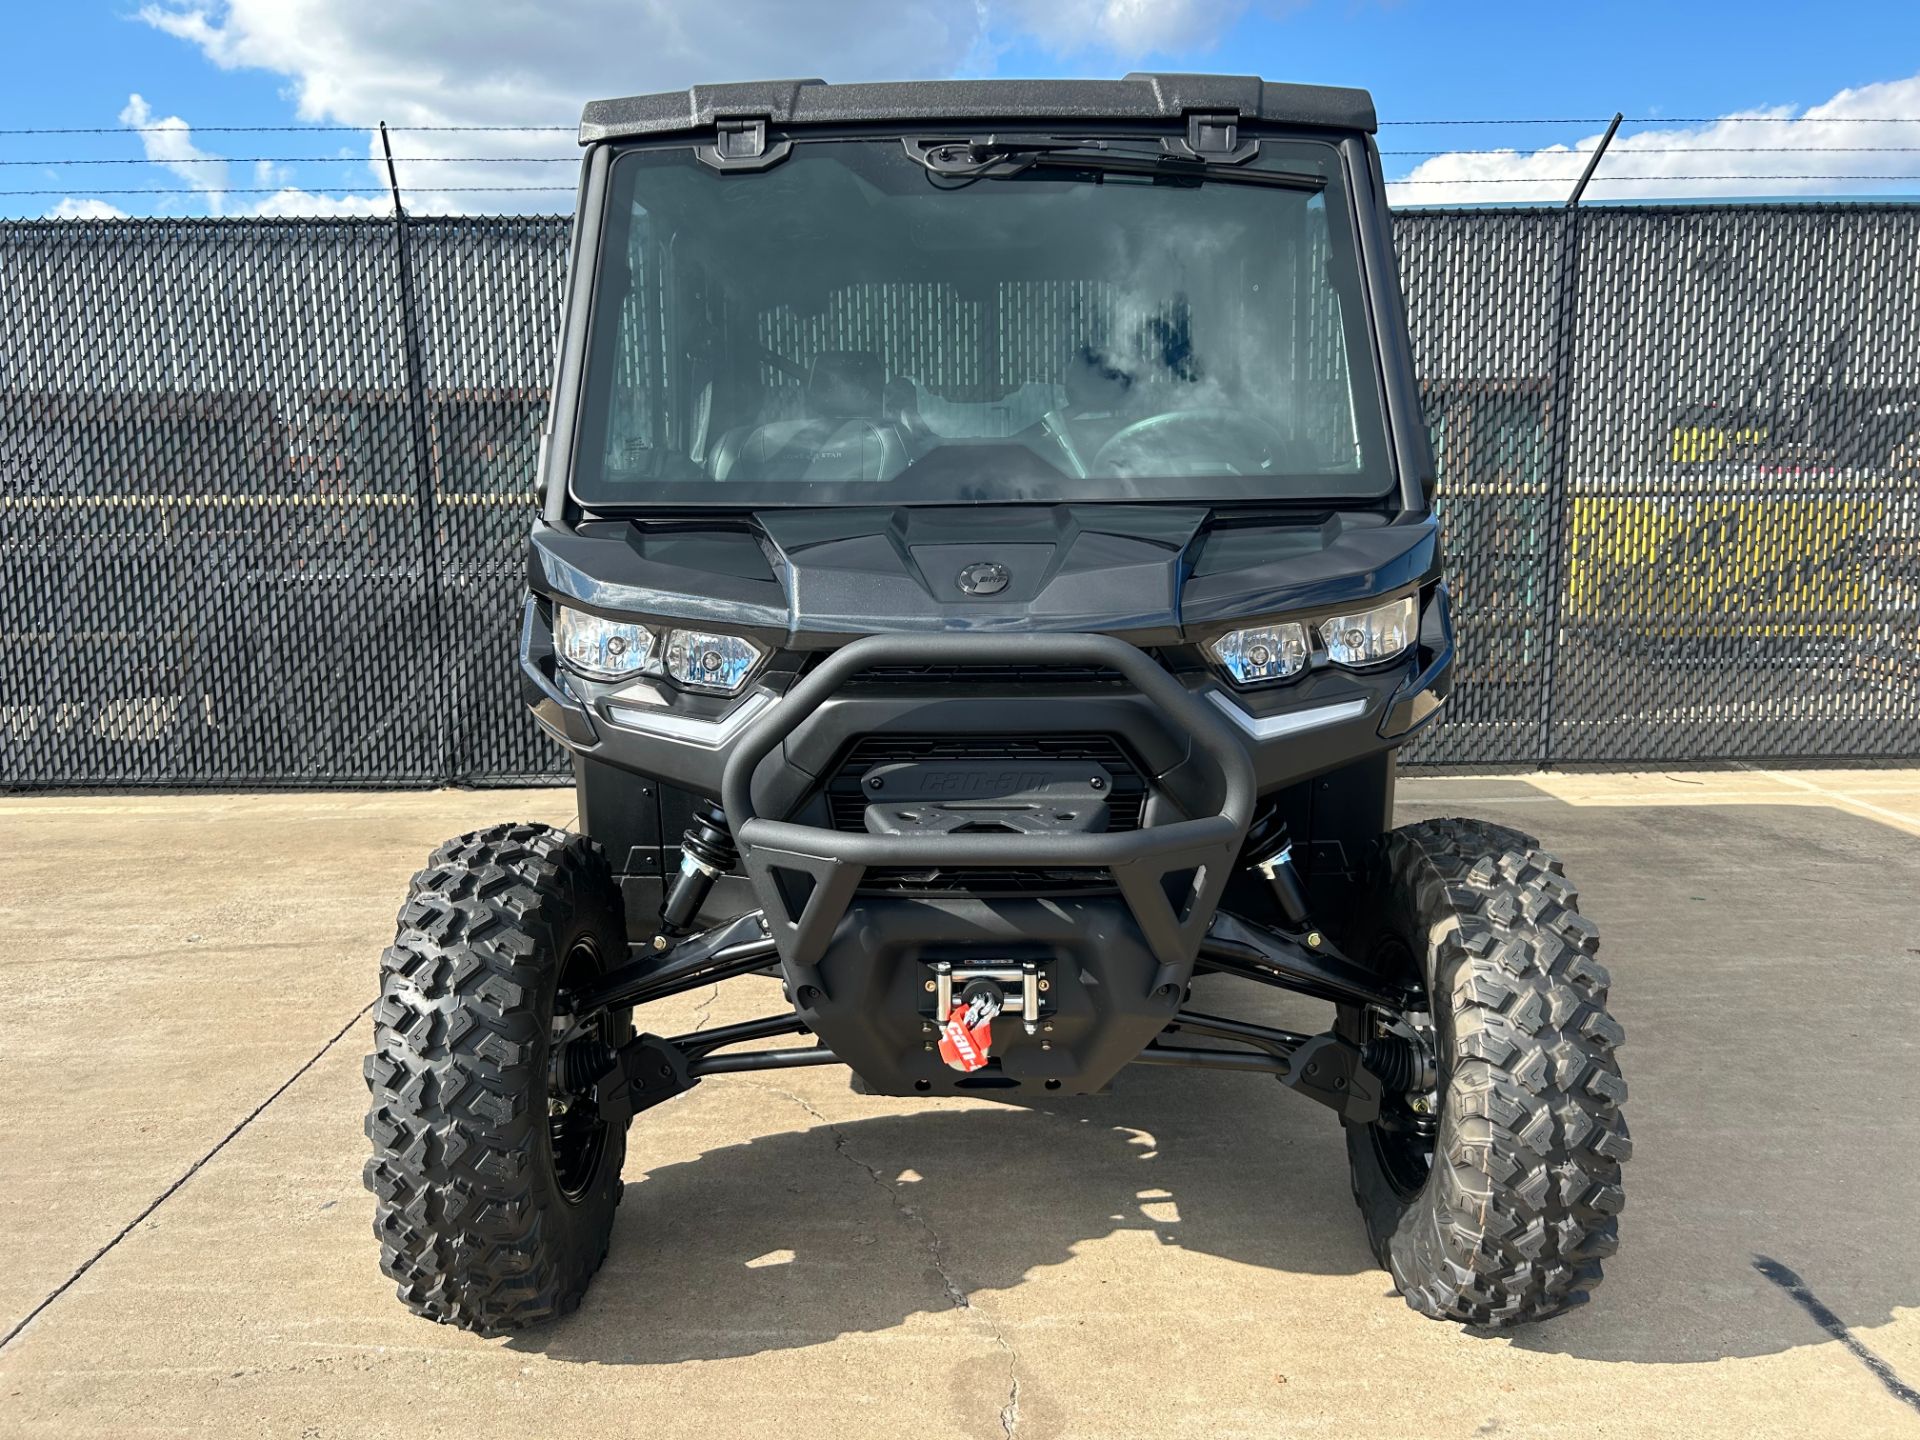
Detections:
529,505,1438,647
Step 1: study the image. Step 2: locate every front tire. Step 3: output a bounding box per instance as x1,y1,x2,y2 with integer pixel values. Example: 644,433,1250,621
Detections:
1341,818,1630,1326
363,823,631,1334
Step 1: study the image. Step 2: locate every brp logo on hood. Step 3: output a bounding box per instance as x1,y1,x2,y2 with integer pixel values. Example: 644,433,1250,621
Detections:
957,561,1011,596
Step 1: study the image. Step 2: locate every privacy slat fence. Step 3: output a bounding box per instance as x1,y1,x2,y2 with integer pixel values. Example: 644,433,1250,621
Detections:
2,205,1917,788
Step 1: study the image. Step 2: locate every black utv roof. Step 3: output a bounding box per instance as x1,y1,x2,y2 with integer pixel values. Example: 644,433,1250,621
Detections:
578,73,1376,145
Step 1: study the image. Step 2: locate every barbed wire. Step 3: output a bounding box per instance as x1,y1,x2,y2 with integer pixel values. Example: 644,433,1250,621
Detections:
5,116,1920,137
10,149,1920,167
6,116,1920,206
2,185,577,196
11,175,1918,199
1383,147,1920,156
1387,175,1920,184
1380,116,1920,125
0,156,579,166
0,124,575,135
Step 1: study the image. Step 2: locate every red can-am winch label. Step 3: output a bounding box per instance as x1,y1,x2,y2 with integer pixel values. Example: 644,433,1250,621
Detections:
937,1001,994,1072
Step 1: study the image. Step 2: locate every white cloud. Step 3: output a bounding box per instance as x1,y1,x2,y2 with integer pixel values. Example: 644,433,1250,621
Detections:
89,4,1920,217
129,0,993,212
45,197,132,220
119,93,232,212
1005,0,1247,58
137,0,987,124
91,0,1274,215
239,188,392,218
1388,72,1920,206
21,88,405,219
109,92,391,217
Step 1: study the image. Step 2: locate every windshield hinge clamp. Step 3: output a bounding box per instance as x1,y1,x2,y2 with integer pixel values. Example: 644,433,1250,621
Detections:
1175,111,1258,164
718,117,766,159
698,116,792,173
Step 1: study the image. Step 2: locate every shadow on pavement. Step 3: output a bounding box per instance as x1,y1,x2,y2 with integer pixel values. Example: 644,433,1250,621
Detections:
512,1059,1374,1367
512,798,1920,1374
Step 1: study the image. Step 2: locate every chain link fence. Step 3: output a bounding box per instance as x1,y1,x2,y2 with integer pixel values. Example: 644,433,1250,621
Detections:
3,205,1917,788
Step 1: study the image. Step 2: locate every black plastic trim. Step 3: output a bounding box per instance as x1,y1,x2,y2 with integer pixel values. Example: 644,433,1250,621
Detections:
579,75,1376,145
541,144,608,528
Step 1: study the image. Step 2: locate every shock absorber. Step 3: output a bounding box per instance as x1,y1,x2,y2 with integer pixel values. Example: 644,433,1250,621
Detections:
1248,830,1339,953
1252,836,1314,929
659,803,740,936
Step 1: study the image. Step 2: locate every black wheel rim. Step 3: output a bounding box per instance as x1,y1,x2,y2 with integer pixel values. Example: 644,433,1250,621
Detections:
1366,933,1441,1202
549,937,612,1203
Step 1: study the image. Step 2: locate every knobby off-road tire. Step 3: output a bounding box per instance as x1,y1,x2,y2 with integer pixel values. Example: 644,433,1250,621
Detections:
1340,817,1630,1326
363,823,632,1333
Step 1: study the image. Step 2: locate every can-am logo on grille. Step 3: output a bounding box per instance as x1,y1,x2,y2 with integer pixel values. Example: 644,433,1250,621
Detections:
957,561,1010,596
917,768,1049,795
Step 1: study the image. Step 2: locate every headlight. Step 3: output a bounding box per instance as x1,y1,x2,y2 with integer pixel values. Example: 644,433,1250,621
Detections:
554,605,656,679
1320,596,1417,669
664,628,769,695
1208,623,1310,685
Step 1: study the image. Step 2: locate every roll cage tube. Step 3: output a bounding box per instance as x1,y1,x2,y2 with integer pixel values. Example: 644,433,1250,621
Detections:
1343,132,1433,514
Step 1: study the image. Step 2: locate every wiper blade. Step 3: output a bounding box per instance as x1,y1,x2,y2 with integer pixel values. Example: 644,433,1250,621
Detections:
1022,150,1324,190
903,136,1147,175
902,137,1324,191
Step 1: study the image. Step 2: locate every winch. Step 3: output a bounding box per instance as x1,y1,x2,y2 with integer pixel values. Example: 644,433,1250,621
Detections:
925,964,1051,1073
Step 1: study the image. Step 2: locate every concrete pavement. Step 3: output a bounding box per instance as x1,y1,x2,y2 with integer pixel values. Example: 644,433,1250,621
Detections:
1,771,1917,1438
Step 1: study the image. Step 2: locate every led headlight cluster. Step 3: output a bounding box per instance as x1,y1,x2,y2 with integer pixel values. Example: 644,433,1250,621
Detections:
553,607,656,680
664,629,767,695
1209,624,1310,684
1319,596,1418,669
1209,595,1418,686
552,606,768,695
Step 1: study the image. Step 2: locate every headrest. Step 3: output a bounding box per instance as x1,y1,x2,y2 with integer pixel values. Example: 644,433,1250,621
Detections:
881,378,921,416
807,351,885,419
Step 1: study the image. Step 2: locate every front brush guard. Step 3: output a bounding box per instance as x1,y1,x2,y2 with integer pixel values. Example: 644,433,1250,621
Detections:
720,633,1258,998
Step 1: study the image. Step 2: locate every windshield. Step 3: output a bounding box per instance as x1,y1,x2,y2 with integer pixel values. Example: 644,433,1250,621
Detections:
572,136,1393,508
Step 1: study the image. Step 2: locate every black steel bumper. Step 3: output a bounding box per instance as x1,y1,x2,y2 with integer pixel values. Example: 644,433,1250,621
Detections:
722,632,1256,982
707,633,1261,1093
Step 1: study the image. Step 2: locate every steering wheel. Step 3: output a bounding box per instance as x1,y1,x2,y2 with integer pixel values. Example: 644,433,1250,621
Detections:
1088,407,1292,479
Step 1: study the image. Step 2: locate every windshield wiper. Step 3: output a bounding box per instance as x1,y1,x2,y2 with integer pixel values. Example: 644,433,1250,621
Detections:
901,137,1325,191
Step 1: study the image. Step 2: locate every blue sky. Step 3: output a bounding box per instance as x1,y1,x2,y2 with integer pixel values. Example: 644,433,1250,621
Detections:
7,0,1920,217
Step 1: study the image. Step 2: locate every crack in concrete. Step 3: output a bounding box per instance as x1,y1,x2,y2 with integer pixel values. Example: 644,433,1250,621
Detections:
751,1081,971,1308
0,999,375,1352
1000,1371,1022,1440
687,982,720,1036
748,1080,1023,1438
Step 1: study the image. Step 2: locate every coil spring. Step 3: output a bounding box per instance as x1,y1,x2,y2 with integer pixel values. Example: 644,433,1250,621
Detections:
682,803,740,873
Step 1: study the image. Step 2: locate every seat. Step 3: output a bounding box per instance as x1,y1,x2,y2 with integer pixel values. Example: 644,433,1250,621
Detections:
714,351,908,483
882,377,935,449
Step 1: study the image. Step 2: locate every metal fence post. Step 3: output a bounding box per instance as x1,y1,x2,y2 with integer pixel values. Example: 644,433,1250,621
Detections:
1534,211,1581,768
1534,114,1621,767
382,124,454,783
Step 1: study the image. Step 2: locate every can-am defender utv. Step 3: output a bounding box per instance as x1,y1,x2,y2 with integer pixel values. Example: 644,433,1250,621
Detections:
364,74,1628,1334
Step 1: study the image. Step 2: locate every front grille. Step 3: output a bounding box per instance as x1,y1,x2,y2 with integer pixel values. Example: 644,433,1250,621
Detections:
826,792,1148,831
821,733,1149,893
832,732,1140,767
824,733,1147,832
